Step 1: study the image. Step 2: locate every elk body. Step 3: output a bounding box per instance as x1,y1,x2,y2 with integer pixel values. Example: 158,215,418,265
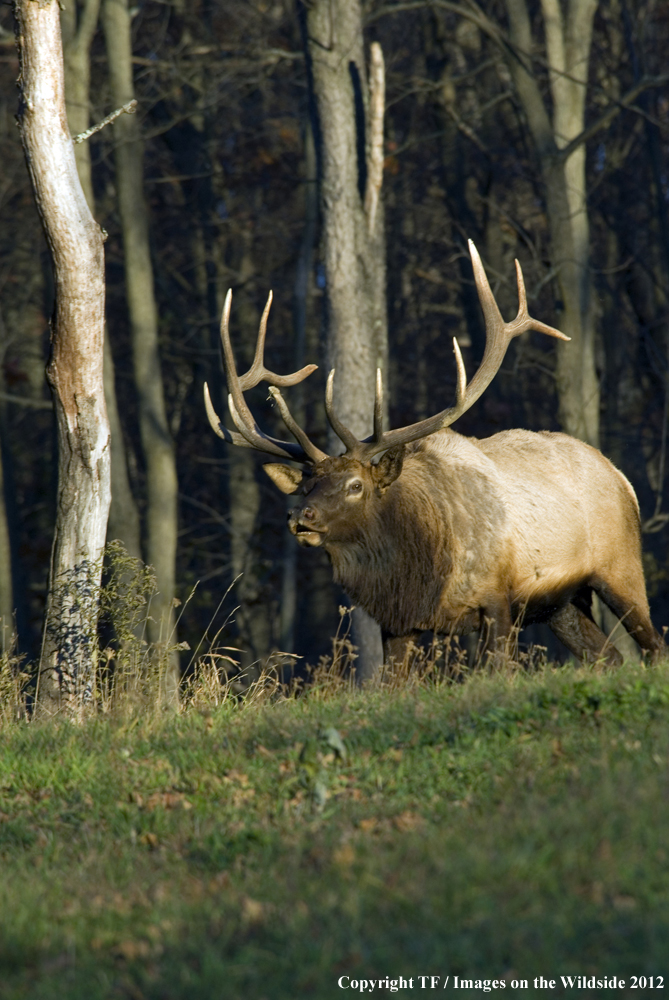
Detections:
205,243,664,667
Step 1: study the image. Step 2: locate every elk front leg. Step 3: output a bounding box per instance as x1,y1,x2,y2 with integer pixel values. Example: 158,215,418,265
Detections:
383,630,421,667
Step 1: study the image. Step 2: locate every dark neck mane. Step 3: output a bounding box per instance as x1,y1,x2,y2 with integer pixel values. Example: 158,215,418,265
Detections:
326,477,452,635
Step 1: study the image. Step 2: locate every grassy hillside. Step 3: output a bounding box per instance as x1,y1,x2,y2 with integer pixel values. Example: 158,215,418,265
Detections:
1,662,669,999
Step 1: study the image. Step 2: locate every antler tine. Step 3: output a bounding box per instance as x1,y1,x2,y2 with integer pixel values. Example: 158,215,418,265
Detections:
218,289,257,434
268,387,327,464
205,381,300,458
237,290,319,392
373,368,384,442
444,240,569,414
204,381,258,449
453,338,467,407
240,290,273,391
507,259,570,342
211,288,324,463
227,394,306,461
354,240,569,463
468,239,504,335
325,370,361,453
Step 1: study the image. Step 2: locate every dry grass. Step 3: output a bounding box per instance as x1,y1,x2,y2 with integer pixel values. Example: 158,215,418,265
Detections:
0,543,632,727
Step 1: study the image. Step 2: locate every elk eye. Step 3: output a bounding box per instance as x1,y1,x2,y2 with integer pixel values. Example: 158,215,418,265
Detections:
349,481,362,493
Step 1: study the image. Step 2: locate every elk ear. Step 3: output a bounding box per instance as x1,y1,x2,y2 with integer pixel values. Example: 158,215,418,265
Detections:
373,445,405,492
262,463,304,495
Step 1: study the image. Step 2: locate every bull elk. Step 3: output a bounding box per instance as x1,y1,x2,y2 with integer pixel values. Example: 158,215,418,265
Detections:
205,241,664,668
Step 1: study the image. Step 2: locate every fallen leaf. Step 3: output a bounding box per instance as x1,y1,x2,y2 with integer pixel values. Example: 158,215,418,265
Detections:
358,817,378,833
241,896,265,924
393,811,424,832
114,939,151,961
333,843,356,867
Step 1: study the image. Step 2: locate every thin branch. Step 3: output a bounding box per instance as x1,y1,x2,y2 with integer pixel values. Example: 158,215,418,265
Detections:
372,1,669,153
72,100,137,144
445,103,489,155
557,75,669,162
0,391,52,410
369,1,506,45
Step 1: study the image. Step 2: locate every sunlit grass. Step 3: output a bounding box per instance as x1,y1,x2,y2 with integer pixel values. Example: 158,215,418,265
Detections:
1,658,669,997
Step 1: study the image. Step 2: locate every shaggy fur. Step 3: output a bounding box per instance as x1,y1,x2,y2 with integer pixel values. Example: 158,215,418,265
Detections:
273,427,664,664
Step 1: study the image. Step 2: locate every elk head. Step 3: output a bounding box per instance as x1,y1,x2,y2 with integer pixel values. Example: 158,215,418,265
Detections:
204,242,569,549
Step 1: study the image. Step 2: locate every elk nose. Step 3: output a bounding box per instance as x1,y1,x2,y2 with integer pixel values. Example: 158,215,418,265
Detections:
302,506,315,521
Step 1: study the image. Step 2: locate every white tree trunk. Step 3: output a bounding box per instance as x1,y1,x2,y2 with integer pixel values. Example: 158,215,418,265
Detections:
60,0,141,563
15,0,111,718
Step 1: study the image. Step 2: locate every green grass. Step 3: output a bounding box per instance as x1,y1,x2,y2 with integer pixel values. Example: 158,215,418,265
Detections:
1,662,669,998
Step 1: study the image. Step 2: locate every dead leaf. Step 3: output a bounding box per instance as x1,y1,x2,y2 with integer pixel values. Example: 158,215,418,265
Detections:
333,843,356,867
223,770,250,786
393,811,424,832
114,939,151,961
231,787,255,807
144,791,190,811
358,817,378,833
209,871,231,892
241,896,265,924
596,838,613,863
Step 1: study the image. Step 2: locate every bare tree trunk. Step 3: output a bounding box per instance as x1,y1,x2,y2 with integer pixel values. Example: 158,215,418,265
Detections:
228,446,270,673
505,0,600,446
102,0,180,704
301,1,387,681
280,117,319,655
59,0,100,210
0,322,15,648
15,0,111,719
60,0,141,563
0,426,14,649
103,334,141,558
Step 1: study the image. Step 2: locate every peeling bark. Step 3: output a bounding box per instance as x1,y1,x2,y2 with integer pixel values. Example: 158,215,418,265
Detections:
59,0,141,564
15,0,111,717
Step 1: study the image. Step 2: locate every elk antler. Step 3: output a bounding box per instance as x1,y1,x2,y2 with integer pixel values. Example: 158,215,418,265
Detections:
204,289,326,464
325,240,570,462
206,243,569,469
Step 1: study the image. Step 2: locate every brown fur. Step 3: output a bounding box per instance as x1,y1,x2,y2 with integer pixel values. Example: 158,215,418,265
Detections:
274,427,664,663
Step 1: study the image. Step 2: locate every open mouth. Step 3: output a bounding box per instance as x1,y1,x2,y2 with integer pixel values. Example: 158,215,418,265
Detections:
292,523,325,546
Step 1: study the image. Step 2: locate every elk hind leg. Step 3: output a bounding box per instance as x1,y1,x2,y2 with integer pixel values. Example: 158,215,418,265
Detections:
549,603,623,667
591,576,665,661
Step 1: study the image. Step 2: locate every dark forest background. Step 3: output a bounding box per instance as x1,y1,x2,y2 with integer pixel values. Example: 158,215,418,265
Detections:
0,0,667,674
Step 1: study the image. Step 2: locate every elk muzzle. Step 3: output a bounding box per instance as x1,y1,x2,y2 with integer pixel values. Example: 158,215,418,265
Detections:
288,504,327,547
